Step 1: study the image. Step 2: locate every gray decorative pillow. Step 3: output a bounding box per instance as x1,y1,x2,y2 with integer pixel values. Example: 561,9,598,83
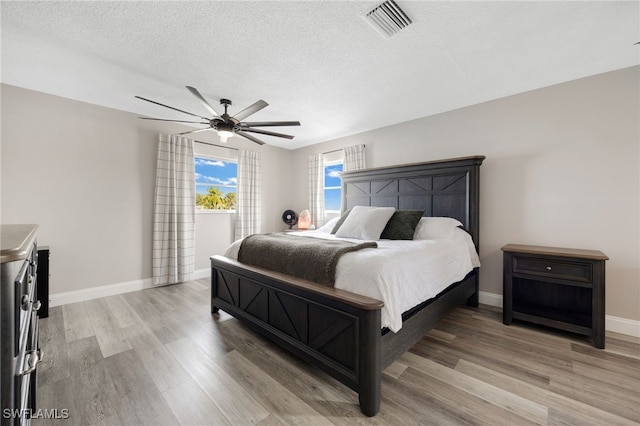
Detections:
331,209,351,234
380,210,424,240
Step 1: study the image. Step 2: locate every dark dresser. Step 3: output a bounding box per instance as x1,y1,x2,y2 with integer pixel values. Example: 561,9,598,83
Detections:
1,225,42,425
502,244,608,348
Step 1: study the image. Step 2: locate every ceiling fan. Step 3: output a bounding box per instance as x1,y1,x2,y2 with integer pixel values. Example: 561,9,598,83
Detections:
135,86,300,145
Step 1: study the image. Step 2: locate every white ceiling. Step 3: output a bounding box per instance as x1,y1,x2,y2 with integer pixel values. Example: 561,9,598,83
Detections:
2,1,638,149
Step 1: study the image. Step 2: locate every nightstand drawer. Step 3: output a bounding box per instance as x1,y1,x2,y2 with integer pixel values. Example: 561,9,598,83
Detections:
513,256,592,283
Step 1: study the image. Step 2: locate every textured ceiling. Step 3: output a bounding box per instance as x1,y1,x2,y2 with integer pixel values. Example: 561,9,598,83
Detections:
2,1,639,149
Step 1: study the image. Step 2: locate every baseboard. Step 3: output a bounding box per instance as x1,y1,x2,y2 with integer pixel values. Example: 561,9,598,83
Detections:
606,315,640,338
479,291,502,308
49,268,211,307
48,281,640,338
193,268,210,280
49,278,155,307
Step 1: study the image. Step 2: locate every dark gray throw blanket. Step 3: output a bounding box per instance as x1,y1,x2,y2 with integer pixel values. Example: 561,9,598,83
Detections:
238,233,377,287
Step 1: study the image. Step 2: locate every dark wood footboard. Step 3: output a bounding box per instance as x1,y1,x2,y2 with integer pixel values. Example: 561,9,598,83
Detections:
211,256,479,416
211,255,384,416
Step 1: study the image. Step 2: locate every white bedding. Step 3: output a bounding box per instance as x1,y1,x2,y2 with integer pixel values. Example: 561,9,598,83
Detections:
224,228,480,333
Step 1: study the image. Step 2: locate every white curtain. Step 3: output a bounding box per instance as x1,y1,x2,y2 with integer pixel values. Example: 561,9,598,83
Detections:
308,153,324,228
343,144,366,172
152,134,195,286
234,150,262,240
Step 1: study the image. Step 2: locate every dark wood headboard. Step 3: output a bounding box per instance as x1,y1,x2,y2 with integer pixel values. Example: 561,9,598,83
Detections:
340,156,485,250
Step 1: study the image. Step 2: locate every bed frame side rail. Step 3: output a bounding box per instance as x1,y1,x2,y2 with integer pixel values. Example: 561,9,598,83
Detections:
380,269,478,369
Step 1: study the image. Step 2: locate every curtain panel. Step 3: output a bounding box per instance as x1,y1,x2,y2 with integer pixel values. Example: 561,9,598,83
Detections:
234,149,262,240
152,134,195,286
343,144,366,172
308,153,324,228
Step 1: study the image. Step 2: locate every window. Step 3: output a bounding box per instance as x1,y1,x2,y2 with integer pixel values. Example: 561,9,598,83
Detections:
195,156,237,210
324,161,343,212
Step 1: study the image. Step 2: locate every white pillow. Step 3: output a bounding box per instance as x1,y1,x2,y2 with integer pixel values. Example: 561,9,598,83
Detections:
334,206,396,240
314,216,340,233
413,217,463,240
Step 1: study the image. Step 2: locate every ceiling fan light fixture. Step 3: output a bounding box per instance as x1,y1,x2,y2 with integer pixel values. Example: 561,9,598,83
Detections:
217,122,234,142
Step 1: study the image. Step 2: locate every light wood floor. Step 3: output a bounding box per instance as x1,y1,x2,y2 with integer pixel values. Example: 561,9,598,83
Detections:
33,278,639,425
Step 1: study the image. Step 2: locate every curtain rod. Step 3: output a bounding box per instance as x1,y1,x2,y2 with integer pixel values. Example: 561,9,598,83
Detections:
323,144,365,155
186,139,364,154
193,139,239,152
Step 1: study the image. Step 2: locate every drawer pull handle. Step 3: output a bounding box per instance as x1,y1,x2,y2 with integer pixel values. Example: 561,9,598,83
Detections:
20,295,30,311
546,266,552,271
19,349,42,376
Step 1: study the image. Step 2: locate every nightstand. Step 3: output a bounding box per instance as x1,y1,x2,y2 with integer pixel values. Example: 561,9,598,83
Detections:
502,244,608,348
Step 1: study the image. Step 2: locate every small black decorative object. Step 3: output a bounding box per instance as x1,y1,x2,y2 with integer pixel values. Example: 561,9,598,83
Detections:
282,210,298,229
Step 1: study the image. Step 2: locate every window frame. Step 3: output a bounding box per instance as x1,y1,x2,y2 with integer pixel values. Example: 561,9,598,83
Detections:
194,154,238,213
323,159,343,215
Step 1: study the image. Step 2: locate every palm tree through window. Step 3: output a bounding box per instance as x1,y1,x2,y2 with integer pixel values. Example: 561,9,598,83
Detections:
195,156,238,210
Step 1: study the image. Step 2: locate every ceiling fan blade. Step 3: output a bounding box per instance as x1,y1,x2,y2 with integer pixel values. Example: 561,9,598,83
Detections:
240,121,300,127
138,117,210,124
236,130,266,146
176,128,213,136
233,100,268,121
186,86,220,117
135,96,210,120
241,127,295,140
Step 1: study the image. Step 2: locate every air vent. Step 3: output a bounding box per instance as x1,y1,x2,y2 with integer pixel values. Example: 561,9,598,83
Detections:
362,0,412,39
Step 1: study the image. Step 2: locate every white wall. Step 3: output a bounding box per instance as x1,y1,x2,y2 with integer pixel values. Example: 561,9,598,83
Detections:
2,85,156,293
291,66,640,323
1,84,293,294
194,212,235,271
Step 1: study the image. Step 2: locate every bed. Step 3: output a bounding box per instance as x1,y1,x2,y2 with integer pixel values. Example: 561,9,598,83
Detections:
210,155,484,416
